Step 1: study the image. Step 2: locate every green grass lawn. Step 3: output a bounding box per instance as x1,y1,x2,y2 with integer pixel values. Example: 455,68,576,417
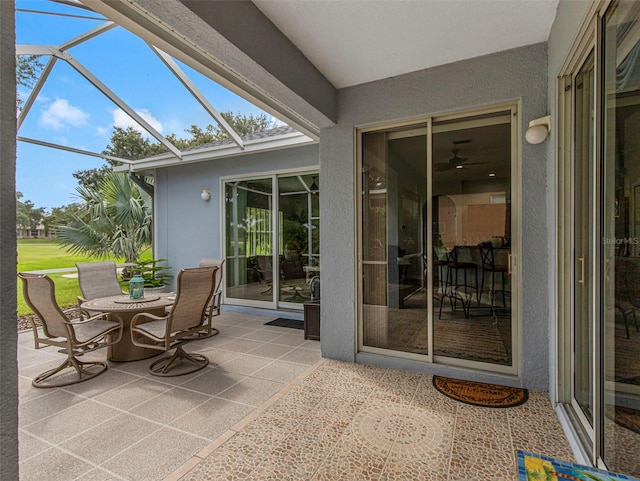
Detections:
17,238,124,316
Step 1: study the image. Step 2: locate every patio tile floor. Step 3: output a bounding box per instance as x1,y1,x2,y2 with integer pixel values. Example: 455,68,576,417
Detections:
17,310,574,481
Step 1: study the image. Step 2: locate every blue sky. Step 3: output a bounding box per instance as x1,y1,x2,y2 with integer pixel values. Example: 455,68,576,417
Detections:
16,0,277,211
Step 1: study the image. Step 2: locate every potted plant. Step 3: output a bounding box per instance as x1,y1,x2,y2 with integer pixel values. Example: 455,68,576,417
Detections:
128,258,173,293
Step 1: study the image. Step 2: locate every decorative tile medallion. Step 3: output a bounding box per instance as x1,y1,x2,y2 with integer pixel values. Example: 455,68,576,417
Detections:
350,403,447,458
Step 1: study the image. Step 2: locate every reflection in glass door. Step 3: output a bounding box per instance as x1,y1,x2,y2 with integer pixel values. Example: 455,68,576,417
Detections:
602,3,640,475
278,174,320,306
224,173,320,308
225,178,275,304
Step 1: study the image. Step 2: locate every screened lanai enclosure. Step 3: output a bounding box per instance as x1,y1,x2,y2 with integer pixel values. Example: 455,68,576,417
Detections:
15,0,317,309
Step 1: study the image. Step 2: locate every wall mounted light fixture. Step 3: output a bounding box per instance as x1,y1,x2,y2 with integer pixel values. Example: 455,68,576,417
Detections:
310,176,319,194
525,115,551,144
201,189,211,201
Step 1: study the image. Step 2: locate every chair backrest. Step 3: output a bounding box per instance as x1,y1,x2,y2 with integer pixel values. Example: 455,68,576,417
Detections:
199,258,225,293
478,242,494,267
76,261,123,300
615,256,633,305
256,255,273,282
167,267,218,333
433,246,448,264
310,275,320,301
18,273,70,339
280,254,305,279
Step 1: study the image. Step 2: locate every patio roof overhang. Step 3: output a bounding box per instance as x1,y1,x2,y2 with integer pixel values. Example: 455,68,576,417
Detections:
81,0,336,138
113,126,317,173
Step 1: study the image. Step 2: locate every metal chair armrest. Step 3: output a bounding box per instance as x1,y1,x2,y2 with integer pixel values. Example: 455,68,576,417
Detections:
130,311,167,330
63,307,109,323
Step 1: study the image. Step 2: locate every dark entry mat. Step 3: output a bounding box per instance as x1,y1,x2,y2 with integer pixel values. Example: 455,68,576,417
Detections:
264,318,303,329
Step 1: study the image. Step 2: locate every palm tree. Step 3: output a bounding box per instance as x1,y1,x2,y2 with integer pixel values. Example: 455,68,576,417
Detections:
55,172,152,264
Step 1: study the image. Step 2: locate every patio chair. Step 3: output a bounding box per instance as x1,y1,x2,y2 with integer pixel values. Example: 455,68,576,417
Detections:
615,257,640,339
198,258,226,337
18,272,124,388
130,266,217,376
256,255,274,294
76,261,125,304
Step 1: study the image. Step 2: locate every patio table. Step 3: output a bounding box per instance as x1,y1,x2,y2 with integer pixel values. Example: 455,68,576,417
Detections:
81,293,174,362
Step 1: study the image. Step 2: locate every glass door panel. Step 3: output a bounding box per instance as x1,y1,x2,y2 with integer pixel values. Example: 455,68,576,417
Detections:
572,51,595,430
278,174,319,305
361,129,428,353
432,113,513,366
225,178,275,303
602,3,640,476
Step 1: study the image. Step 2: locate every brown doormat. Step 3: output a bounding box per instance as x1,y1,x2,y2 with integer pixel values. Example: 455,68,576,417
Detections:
432,376,528,408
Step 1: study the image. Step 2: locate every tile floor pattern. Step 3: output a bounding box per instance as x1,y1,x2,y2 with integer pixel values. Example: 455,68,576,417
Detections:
174,361,575,481
18,309,574,481
17,310,320,481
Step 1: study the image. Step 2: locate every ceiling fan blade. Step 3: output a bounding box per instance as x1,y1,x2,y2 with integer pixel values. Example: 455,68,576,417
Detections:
434,164,451,171
462,161,488,166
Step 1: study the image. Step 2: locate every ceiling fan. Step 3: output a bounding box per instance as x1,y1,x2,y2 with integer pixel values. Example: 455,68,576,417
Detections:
434,148,487,171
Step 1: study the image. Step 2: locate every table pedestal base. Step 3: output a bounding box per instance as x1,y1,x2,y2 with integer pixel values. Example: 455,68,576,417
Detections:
108,307,166,362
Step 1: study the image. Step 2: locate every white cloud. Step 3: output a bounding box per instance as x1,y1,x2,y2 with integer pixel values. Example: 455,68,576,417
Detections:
112,108,163,134
96,126,108,137
52,136,68,146
39,98,89,130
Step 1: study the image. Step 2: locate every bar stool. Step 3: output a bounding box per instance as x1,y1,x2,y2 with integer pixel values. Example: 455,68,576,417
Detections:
442,245,478,317
478,242,510,318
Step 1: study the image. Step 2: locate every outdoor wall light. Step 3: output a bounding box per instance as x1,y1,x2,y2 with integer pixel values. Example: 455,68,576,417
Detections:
201,189,211,201
310,176,319,194
525,115,551,144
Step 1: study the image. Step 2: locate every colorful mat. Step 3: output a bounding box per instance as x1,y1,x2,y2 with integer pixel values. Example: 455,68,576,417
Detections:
517,451,638,480
432,375,527,408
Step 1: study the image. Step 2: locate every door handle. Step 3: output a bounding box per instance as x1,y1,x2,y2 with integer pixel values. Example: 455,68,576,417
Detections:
577,257,585,285
507,252,512,276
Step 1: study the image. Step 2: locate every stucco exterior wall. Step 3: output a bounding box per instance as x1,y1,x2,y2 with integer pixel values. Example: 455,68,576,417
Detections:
1,1,19,478
153,144,319,286
320,43,550,390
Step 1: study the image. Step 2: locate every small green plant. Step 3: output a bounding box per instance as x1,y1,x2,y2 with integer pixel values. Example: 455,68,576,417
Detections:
128,258,173,288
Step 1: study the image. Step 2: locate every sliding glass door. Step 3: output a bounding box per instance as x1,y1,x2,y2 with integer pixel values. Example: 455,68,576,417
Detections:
224,172,319,309
361,128,428,353
572,50,596,436
225,177,275,304
602,3,640,474
359,106,517,373
432,112,513,367
558,2,640,475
